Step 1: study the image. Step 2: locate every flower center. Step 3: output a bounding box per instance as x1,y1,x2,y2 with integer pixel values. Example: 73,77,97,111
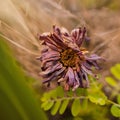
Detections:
60,48,85,67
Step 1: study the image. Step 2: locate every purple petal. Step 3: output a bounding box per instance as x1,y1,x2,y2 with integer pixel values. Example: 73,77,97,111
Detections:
77,27,86,46
74,71,80,84
42,73,55,84
45,42,61,52
41,61,56,70
86,60,101,70
82,62,92,70
71,28,81,42
39,34,53,45
81,65,93,75
40,63,63,77
86,54,104,61
54,67,66,77
43,67,66,83
72,71,80,91
71,27,86,46
53,25,61,35
42,51,60,60
91,61,102,70
40,50,60,61
81,69,89,87
62,35,73,42
67,42,80,52
41,56,60,67
65,67,75,86
77,70,83,87
51,33,67,49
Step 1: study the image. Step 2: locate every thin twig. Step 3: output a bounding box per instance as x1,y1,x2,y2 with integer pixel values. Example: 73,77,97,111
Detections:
47,96,88,102
107,100,120,108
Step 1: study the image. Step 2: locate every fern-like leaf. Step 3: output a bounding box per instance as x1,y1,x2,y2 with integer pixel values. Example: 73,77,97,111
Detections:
71,99,81,116
59,99,69,115
51,100,61,115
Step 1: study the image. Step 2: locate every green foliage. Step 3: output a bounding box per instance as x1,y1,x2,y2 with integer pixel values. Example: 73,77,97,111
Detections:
117,95,120,104
41,84,108,117
105,64,120,97
41,62,120,118
59,99,69,115
105,77,117,87
111,105,120,117
88,92,107,105
51,100,61,115
0,38,48,120
110,64,120,80
105,63,120,118
110,94,120,117
71,99,81,116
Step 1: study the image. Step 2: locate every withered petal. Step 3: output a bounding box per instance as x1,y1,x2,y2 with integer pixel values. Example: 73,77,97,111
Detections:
41,56,60,68
81,65,93,75
40,63,62,77
74,71,80,84
77,70,83,87
86,54,104,61
43,67,66,83
45,42,61,52
81,69,89,87
41,61,56,71
51,33,67,49
71,27,86,47
41,51,60,60
38,25,104,90
65,67,75,86
53,25,61,35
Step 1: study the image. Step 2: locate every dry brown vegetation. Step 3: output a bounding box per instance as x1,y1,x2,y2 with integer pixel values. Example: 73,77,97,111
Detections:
0,0,120,83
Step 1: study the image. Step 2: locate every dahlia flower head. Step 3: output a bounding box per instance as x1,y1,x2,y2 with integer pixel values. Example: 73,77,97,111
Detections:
38,25,104,91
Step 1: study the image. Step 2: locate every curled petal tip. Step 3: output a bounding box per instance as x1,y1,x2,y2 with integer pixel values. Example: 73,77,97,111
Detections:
57,78,65,83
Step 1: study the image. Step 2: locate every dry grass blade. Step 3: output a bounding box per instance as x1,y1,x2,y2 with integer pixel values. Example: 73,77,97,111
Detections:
0,33,39,55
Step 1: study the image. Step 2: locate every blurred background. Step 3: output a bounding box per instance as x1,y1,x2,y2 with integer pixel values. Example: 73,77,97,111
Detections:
0,0,120,120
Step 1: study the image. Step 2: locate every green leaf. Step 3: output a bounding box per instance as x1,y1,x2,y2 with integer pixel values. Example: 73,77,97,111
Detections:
41,93,49,102
44,101,54,111
0,38,47,120
41,91,55,102
59,99,69,114
110,65,120,80
111,105,120,117
117,95,120,104
51,100,61,115
67,89,74,97
82,99,88,109
76,88,87,96
105,77,117,87
41,86,64,103
115,64,120,72
71,99,80,116
41,101,49,109
88,93,107,105
56,86,64,97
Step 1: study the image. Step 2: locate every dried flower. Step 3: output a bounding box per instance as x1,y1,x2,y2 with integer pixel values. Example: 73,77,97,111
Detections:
37,25,104,91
